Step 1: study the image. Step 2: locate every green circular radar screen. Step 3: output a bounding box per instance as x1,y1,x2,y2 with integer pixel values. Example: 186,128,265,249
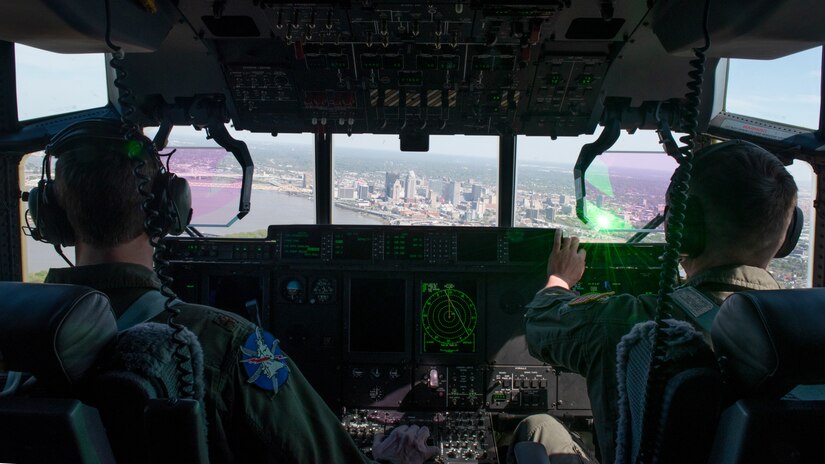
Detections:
421,287,478,352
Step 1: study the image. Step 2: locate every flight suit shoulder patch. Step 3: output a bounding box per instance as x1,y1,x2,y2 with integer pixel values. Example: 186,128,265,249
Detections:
212,312,240,332
239,327,290,393
671,286,715,318
568,291,615,306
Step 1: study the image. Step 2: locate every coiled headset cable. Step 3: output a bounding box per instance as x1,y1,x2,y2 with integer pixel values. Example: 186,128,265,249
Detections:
104,0,195,399
635,0,712,462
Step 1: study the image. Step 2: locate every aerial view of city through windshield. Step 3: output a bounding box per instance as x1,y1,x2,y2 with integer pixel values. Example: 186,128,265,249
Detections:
22,133,812,288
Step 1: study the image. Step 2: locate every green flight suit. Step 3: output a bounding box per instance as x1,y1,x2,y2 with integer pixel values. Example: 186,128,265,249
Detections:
523,264,781,463
46,263,372,464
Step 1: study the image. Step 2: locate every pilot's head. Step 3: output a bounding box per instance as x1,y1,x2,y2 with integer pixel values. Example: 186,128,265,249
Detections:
51,122,160,249
670,141,798,272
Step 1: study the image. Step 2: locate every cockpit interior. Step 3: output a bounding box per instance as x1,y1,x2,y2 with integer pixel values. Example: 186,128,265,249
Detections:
0,1,824,463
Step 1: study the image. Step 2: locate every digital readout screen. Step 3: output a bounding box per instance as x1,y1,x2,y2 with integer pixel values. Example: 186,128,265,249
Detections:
281,230,323,259
506,229,554,263
420,281,478,354
456,230,498,262
383,230,426,260
333,230,373,261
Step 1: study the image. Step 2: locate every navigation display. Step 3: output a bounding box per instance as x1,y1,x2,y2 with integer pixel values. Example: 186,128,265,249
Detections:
506,229,554,263
282,230,323,259
420,281,478,354
349,278,407,353
333,230,373,261
384,229,426,261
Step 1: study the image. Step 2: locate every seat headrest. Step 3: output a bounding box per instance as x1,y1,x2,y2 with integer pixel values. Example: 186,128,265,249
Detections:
0,282,117,388
711,289,825,398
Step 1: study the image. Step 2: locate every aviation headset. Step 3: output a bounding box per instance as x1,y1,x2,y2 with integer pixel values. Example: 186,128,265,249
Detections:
669,139,803,259
27,119,192,247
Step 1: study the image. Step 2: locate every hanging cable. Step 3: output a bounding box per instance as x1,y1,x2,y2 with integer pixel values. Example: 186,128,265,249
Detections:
635,0,712,462
104,0,194,399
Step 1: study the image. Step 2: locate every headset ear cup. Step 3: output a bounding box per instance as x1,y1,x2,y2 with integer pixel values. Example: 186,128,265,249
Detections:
149,172,192,236
28,181,75,247
166,175,192,236
680,196,705,258
774,206,803,258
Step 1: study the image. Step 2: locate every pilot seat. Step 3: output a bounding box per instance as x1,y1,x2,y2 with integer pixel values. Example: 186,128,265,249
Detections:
615,288,825,464
0,282,208,463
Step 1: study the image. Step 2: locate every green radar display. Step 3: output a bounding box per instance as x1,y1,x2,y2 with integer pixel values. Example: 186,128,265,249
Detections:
421,281,478,354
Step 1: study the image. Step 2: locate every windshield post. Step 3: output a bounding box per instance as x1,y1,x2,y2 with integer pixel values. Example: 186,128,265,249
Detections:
499,135,516,228
315,129,331,225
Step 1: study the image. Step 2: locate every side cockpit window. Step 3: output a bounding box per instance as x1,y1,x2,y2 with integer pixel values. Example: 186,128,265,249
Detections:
725,47,821,288
15,43,107,121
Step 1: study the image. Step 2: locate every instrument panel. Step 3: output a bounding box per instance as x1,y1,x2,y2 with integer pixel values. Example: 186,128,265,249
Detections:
166,226,664,419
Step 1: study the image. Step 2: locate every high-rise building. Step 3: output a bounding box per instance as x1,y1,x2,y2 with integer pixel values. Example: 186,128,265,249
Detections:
526,208,539,219
385,172,400,197
545,207,556,222
391,179,404,201
596,194,604,208
405,170,417,200
429,179,446,200
471,184,484,201
444,181,462,205
475,201,485,216
338,187,356,199
357,185,370,200
559,194,566,205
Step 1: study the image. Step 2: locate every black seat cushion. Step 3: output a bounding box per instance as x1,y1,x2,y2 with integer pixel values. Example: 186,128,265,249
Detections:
0,282,117,388
712,289,825,398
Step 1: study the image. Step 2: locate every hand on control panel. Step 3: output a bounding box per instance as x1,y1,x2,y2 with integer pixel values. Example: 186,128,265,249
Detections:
545,232,587,290
372,424,439,464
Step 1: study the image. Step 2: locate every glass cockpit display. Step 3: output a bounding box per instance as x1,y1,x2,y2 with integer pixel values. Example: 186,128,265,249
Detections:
383,229,426,261
421,281,478,354
282,230,323,259
333,230,373,261
349,278,407,353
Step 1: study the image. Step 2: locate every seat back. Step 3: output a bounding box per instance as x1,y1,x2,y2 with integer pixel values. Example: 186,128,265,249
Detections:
0,282,209,463
0,397,116,463
708,289,825,464
93,321,208,463
615,319,720,464
0,282,118,463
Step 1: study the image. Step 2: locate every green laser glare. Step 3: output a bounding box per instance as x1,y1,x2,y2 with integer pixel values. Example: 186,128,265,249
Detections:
585,200,632,231
126,140,144,160
586,158,614,197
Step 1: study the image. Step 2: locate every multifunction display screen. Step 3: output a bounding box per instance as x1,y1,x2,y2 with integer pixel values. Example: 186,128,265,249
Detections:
333,230,373,261
384,230,426,261
349,278,407,353
506,229,554,263
420,281,478,354
282,230,323,259
456,230,498,262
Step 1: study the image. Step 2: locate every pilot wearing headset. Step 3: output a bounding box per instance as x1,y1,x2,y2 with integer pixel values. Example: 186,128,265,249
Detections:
517,140,801,463
32,119,437,464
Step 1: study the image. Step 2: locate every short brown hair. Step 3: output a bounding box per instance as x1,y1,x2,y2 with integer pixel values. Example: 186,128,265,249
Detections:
54,136,158,248
690,142,798,256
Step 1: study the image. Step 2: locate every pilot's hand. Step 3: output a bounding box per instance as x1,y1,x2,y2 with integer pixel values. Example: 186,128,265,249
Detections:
545,233,586,290
372,424,439,464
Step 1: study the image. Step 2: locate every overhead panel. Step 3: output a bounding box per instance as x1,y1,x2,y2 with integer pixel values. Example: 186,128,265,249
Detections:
185,1,630,136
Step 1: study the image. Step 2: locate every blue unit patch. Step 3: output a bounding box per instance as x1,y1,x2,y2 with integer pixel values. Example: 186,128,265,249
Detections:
240,327,289,393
